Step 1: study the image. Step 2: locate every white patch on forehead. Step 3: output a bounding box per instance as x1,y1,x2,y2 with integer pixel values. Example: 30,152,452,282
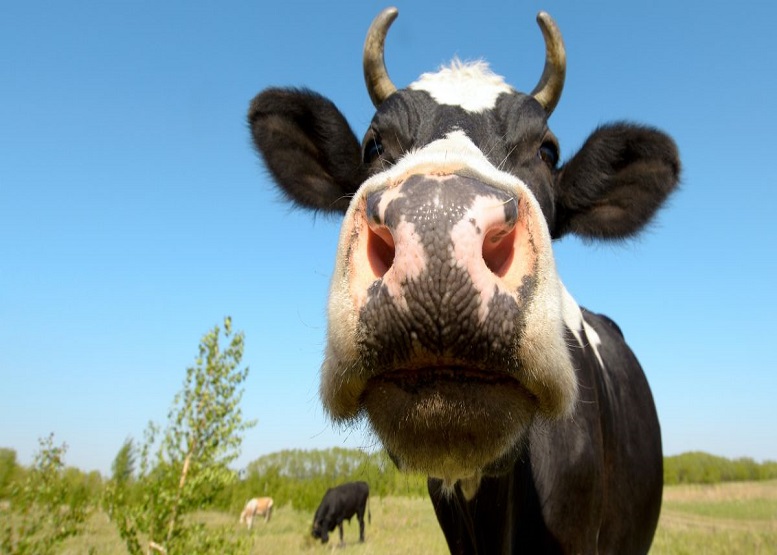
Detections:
360,130,522,198
409,59,513,113
561,285,604,368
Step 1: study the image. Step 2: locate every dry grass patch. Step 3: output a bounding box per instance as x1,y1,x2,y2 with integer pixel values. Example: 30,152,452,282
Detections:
651,480,777,554
56,496,447,555
663,480,777,504
235,496,448,554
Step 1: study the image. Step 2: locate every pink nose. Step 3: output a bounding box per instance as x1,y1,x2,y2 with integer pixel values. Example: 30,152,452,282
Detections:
363,174,520,292
347,173,537,369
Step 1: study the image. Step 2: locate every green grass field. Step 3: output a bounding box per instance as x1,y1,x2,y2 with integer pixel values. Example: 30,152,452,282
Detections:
54,481,776,554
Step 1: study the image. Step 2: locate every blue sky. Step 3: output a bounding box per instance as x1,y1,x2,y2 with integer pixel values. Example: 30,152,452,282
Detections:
2,0,775,475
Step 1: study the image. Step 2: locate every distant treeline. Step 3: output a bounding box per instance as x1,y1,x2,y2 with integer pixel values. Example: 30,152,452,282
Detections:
213,447,429,513
2,446,777,513
0,447,102,508
216,448,777,512
664,451,777,485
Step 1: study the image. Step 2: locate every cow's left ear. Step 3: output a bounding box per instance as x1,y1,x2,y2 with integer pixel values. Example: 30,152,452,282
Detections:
552,123,680,240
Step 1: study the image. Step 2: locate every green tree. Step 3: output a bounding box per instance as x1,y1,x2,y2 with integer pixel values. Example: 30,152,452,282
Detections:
1,434,91,555
108,317,256,554
104,437,137,519
112,438,136,485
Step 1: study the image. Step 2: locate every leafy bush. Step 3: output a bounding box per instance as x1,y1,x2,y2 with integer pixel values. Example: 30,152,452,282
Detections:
0,435,92,555
0,448,19,499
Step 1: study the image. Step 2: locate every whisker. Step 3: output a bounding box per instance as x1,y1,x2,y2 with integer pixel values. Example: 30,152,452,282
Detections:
329,193,356,209
484,131,509,159
498,143,519,170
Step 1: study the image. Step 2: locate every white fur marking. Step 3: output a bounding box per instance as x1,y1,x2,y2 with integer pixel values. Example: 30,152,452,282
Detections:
409,60,513,113
561,285,604,368
362,130,520,193
561,285,584,346
582,318,604,369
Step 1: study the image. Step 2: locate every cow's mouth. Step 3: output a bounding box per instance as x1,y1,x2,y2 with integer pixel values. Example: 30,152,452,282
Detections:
361,367,536,484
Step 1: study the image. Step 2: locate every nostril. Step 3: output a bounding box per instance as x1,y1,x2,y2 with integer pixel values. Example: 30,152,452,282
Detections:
482,226,516,277
368,225,395,278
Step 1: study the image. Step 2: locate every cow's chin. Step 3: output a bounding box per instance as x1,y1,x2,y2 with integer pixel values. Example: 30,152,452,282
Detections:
362,368,535,491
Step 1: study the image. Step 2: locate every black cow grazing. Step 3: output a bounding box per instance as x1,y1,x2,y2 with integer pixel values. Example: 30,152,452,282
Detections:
249,7,679,554
311,481,371,545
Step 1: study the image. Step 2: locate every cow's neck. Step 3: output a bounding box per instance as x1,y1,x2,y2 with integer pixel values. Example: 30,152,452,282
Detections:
428,326,606,554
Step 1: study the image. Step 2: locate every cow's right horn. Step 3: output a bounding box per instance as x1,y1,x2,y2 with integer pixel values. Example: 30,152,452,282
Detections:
530,12,566,116
364,7,398,107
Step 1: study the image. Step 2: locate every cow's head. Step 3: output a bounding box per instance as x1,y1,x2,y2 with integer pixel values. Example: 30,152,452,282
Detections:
311,517,332,543
311,522,327,544
249,8,679,493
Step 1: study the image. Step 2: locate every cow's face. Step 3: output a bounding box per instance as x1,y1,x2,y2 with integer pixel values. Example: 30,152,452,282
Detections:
323,74,578,485
249,9,679,492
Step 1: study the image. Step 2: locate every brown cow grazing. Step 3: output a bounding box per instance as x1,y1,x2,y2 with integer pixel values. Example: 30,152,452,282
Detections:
249,7,679,554
239,496,273,529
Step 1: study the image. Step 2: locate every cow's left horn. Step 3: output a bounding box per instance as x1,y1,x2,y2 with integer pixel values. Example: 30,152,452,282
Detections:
364,7,398,107
530,12,566,116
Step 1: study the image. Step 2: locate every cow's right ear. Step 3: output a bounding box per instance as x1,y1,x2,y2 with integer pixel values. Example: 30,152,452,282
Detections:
248,88,366,214
552,123,680,240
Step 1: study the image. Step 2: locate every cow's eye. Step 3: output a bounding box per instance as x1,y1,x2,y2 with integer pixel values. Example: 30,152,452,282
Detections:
539,142,559,168
363,137,385,164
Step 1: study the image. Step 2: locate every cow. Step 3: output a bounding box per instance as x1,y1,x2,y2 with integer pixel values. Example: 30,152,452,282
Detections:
311,481,371,545
248,7,680,554
239,496,273,529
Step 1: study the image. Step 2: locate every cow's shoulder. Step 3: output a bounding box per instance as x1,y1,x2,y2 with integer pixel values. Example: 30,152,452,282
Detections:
581,308,624,340
576,307,638,376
